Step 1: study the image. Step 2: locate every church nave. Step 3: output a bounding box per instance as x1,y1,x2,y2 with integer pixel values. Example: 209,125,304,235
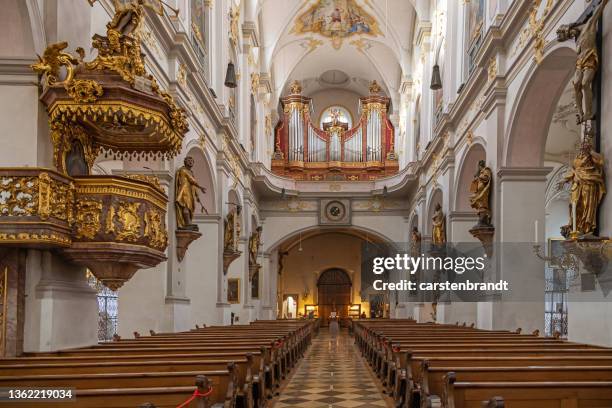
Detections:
274,329,390,408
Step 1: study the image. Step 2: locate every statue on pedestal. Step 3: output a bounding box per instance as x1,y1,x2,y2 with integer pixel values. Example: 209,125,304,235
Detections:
224,205,242,252
557,0,610,124
249,226,263,266
431,203,446,245
469,160,493,227
410,226,422,256
175,156,206,230
562,141,606,237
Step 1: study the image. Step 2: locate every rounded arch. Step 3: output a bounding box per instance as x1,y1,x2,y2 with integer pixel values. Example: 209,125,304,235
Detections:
185,144,216,214
316,267,352,320
265,224,399,254
504,45,576,167
454,142,486,211
426,188,444,235
317,268,352,286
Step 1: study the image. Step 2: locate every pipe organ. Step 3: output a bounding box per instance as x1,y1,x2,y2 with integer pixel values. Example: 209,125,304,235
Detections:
272,81,398,181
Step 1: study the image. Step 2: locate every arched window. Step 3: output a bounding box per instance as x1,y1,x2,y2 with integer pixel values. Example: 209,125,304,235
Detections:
320,106,352,129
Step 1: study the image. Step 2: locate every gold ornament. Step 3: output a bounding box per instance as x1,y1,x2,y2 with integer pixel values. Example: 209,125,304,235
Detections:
144,209,168,249
116,202,142,242
229,5,240,47
31,42,78,87
289,80,302,95
75,200,103,239
369,80,382,94
250,73,260,95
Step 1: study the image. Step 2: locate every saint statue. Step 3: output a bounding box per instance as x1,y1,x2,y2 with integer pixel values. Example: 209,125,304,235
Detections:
175,156,206,230
431,203,446,245
562,141,606,236
557,0,610,124
469,160,493,227
410,226,422,257
224,205,242,251
249,226,263,266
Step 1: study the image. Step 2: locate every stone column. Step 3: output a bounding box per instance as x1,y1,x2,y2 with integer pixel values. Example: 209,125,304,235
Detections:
394,216,412,319
568,7,612,347
23,250,98,352
0,249,25,356
216,159,231,325
242,194,255,322
440,211,480,325
477,167,550,333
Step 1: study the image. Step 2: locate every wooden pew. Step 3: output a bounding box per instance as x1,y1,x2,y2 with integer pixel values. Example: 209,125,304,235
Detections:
0,320,316,408
352,320,612,408
443,373,612,408
422,364,612,406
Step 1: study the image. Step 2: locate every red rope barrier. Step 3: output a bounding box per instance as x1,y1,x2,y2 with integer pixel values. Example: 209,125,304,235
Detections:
176,387,213,408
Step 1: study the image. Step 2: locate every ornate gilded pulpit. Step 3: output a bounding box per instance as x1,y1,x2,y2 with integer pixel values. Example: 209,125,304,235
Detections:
0,2,187,290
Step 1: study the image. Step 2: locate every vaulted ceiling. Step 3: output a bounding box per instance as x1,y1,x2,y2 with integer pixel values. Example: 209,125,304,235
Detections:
257,0,418,106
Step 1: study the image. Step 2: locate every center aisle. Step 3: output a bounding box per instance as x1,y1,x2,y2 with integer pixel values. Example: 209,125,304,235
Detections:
273,327,391,408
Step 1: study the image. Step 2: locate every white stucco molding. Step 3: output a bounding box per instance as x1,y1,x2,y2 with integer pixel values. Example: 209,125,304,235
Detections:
497,167,553,183
250,162,418,199
0,58,38,85
448,211,478,223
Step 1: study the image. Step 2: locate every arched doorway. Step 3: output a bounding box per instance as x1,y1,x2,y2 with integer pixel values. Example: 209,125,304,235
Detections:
317,268,351,325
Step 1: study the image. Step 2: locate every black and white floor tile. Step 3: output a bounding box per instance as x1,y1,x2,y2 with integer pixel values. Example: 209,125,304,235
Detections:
273,329,391,408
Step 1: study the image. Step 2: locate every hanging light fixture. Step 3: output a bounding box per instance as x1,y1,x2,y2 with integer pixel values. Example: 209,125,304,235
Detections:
430,64,442,90
224,61,237,88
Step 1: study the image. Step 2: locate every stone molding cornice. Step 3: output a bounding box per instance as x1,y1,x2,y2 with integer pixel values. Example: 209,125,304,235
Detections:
242,21,260,49
194,214,222,223
0,58,38,85
414,21,432,48
497,167,553,182
448,211,478,222
165,296,191,304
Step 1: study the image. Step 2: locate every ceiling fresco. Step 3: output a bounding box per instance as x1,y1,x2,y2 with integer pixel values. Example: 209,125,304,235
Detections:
291,0,382,49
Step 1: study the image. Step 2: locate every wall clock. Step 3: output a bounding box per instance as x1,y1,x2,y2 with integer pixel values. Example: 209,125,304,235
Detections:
319,199,351,225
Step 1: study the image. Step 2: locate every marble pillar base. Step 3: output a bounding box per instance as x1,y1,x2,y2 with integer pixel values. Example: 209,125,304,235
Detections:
24,250,98,352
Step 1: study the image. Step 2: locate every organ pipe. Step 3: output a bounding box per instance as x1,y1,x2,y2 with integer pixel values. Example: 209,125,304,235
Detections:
275,85,394,166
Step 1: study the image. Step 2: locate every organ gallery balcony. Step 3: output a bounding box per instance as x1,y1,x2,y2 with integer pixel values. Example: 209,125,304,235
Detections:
271,81,399,181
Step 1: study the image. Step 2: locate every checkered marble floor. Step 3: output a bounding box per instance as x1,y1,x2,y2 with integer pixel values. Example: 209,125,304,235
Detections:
272,328,391,408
